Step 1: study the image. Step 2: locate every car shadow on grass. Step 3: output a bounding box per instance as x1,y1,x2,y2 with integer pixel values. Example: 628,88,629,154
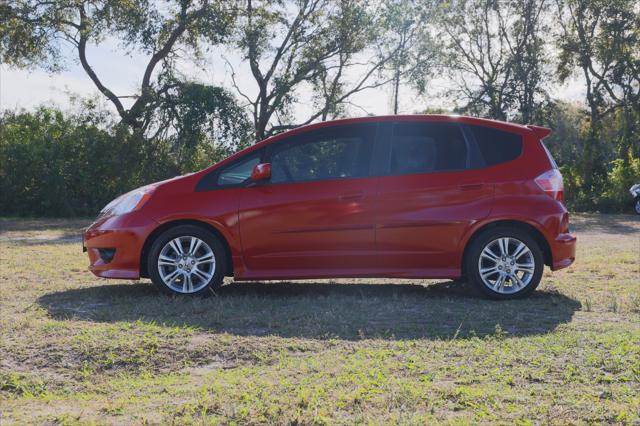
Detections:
38,280,581,340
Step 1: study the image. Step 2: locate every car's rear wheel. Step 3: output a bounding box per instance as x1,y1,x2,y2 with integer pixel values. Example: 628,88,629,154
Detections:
148,225,226,296
466,227,543,299
634,197,640,215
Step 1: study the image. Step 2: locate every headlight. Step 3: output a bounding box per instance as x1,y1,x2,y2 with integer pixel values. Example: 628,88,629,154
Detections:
100,186,155,217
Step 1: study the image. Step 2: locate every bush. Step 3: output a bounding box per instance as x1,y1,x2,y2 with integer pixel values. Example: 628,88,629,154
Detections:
1,106,637,217
561,153,640,213
0,108,170,216
601,152,640,211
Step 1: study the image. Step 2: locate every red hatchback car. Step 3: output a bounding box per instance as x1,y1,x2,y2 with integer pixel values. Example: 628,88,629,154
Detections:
84,115,576,299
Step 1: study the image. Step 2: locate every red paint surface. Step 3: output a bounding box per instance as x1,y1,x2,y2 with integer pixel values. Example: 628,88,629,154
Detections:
84,115,576,280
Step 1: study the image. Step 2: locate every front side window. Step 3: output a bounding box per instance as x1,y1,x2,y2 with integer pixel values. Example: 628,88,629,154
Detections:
269,125,375,184
389,122,468,175
216,153,261,186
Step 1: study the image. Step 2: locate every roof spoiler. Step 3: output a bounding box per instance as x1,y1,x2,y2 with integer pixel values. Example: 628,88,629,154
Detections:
527,125,551,140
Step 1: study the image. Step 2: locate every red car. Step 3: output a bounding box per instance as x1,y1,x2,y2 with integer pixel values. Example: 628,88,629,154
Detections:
84,115,576,299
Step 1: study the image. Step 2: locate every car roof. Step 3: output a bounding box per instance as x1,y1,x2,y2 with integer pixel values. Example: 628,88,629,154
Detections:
259,114,530,146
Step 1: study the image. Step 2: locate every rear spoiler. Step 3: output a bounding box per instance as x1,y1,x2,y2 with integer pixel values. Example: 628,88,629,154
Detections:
527,125,551,140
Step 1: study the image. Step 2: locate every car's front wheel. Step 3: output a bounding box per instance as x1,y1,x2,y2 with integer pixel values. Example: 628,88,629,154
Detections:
466,227,544,299
148,225,226,296
634,197,640,215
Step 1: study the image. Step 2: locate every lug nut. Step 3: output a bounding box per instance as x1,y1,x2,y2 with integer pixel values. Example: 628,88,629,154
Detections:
178,264,183,268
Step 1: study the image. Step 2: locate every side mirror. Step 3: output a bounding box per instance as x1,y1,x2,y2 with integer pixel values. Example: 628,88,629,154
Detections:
250,163,271,182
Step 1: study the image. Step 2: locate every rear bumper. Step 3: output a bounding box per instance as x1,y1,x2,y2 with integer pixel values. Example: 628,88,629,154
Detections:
550,232,576,271
84,212,157,280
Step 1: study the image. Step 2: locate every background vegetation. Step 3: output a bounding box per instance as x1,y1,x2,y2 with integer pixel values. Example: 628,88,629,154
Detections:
1,0,638,216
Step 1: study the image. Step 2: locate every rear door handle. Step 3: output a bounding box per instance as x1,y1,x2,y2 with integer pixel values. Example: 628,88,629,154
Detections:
339,192,364,201
459,183,484,191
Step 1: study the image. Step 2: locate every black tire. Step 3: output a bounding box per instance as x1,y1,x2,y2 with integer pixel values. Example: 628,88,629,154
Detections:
465,226,544,300
148,225,226,296
634,197,640,215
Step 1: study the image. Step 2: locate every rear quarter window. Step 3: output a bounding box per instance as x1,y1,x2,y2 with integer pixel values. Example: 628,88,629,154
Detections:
468,125,523,166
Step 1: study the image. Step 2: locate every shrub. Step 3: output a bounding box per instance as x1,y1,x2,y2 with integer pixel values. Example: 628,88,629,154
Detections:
601,151,640,211
0,108,168,216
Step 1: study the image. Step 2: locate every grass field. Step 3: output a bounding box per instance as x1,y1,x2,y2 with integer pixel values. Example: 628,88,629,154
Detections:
1,214,639,424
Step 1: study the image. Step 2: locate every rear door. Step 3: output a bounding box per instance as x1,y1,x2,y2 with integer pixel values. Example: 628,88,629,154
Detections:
374,120,494,275
237,123,379,277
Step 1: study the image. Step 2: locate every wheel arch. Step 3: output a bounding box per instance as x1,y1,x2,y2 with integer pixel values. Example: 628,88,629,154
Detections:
461,219,553,275
140,219,234,278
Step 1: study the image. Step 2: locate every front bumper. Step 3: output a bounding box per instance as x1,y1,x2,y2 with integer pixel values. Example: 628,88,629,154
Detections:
550,232,576,271
84,212,157,280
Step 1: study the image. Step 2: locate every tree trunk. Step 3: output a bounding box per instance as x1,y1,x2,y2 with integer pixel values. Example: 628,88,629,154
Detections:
393,68,400,115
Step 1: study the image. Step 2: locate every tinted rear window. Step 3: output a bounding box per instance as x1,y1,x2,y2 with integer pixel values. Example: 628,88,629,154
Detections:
389,122,468,175
469,125,522,166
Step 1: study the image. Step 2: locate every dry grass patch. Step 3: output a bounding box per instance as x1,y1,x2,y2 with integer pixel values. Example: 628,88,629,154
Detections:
0,214,638,424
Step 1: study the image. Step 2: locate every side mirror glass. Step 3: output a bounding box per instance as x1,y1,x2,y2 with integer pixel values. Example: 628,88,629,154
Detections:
250,163,271,182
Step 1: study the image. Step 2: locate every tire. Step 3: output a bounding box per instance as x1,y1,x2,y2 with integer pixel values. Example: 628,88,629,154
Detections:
465,226,544,300
148,225,226,296
634,197,640,215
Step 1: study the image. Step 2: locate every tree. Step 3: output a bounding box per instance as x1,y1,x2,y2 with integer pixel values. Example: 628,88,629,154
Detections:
507,0,550,123
378,0,439,114
538,100,587,165
438,0,550,122
153,79,253,170
556,0,640,189
229,0,403,141
0,0,235,134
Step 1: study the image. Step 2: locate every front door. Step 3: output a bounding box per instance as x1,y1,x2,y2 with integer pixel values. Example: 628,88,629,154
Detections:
238,123,379,278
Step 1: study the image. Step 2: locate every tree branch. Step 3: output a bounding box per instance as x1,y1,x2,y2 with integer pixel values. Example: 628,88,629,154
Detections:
77,6,126,118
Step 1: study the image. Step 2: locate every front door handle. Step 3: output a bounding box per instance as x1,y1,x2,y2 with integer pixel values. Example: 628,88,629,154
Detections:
459,183,484,191
339,192,364,201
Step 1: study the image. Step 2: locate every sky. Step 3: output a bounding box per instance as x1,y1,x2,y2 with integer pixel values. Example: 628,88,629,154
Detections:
0,36,588,123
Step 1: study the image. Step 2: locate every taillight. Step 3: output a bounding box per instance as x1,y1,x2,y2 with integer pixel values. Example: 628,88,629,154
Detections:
535,169,564,202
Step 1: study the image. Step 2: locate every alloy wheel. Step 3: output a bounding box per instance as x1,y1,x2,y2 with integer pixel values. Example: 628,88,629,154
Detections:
157,236,216,294
477,237,536,294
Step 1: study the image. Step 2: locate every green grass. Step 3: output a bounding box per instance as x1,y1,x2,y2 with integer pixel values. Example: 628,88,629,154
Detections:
0,214,638,424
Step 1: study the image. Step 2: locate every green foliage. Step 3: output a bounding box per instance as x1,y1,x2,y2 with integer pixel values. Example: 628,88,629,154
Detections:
541,101,639,213
0,0,638,215
0,107,146,216
0,103,249,217
602,152,640,209
154,80,253,171
560,155,640,213
0,0,235,132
